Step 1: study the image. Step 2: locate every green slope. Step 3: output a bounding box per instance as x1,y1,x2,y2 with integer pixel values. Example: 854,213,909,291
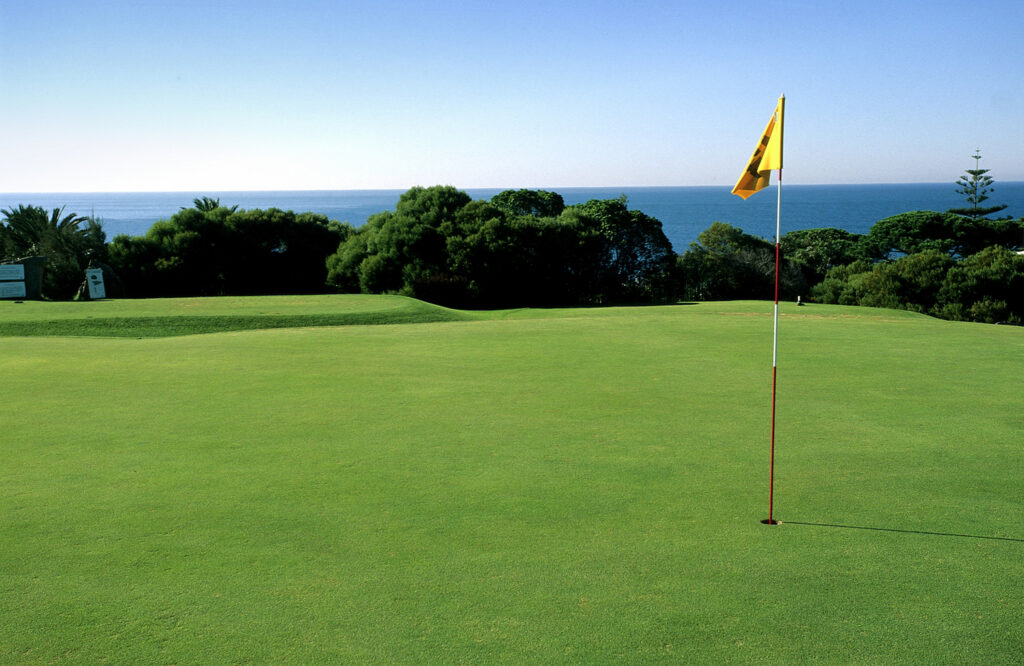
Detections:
0,294,472,337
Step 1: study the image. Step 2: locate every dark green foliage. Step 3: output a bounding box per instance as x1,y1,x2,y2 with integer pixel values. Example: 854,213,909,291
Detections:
862,211,963,258
869,251,955,312
329,186,471,300
563,197,675,302
780,227,866,284
807,260,874,306
0,204,107,299
947,150,1008,219
327,187,486,304
859,210,1023,260
16,183,1020,322
0,219,13,260
491,189,565,217
326,187,675,307
935,246,1024,323
185,196,238,213
108,200,351,297
222,209,350,295
812,248,1023,324
810,204,1024,323
765,163,1021,323
325,230,370,293
445,201,608,307
953,216,1024,255
677,222,804,301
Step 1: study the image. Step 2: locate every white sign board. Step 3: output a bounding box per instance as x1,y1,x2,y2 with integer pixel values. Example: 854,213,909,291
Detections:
0,264,25,281
0,281,27,298
86,268,106,299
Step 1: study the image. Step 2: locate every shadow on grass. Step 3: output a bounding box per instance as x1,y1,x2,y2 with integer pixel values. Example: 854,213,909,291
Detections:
783,520,1024,543
0,310,472,338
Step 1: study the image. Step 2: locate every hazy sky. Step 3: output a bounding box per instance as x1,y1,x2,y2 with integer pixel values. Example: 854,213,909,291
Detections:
2,0,1021,192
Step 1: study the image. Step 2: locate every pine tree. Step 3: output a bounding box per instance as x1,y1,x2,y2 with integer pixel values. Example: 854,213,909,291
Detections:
947,150,1008,219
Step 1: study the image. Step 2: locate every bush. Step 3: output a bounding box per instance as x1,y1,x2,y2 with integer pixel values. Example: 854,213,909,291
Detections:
324,187,676,307
678,222,804,301
108,202,351,298
812,248,1024,324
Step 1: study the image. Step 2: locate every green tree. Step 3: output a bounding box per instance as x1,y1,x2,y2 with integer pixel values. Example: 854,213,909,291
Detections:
935,246,1024,323
2,205,87,256
325,187,676,307
326,186,472,300
810,259,875,306
779,227,866,284
183,196,238,213
562,197,675,302
108,203,348,297
1,205,106,298
861,210,1023,260
948,150,1008,219
679,222,803,301
811,253,953,313
862,211,962,258
105,234,167,296
877,250,955,313
325,229,370,293
445,201,602,307
222,209,352,294
953,217,1024,256
491,189,565,217
810,248,1024,323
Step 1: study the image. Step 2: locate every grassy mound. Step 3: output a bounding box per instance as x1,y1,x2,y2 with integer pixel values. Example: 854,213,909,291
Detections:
0,295,472,337
2,299,1021,662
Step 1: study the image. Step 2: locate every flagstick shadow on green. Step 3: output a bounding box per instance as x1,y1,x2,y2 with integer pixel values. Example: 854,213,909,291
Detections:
784,521,1024,543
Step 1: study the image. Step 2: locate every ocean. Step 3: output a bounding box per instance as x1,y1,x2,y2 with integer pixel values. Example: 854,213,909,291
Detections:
2,183,1022,253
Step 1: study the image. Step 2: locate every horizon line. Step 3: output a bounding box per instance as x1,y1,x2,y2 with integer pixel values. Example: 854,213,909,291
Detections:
5,180,1024,196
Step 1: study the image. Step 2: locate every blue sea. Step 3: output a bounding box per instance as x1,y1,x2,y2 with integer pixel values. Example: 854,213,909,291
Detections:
2,183,1022,252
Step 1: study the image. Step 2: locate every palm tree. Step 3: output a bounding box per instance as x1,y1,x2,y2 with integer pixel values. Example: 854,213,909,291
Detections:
1,205,101,298
1,205,89,256
181,196,238,213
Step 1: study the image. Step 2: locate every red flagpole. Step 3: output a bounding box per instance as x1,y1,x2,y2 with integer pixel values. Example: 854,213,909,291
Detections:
733,94,784,526
766,167,782,525
765,165,782,525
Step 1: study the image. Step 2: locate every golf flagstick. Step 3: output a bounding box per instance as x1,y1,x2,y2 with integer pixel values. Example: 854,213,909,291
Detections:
729,95,784,525
767,164,782,525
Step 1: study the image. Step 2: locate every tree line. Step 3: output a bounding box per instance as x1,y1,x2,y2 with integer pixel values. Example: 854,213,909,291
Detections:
324,186,674,307
3,187,1022,324
681,211,1024,323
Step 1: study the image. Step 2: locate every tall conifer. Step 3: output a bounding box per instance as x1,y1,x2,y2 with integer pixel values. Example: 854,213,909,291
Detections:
948,150,1008,219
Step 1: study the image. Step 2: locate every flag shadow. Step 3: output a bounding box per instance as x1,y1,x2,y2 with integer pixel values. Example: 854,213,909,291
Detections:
783,520,1024,543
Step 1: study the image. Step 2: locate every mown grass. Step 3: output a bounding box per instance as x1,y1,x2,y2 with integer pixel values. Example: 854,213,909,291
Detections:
1,296,1021,663
0,295,472,337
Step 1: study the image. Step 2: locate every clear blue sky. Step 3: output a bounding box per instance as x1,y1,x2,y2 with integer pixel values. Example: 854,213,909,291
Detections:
2,0,1021,192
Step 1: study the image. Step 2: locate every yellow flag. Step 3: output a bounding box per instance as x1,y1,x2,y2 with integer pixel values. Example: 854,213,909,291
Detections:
731,96,784,199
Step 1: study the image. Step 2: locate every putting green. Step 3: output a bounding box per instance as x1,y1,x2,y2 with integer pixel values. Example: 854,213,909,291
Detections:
1,297,1021,662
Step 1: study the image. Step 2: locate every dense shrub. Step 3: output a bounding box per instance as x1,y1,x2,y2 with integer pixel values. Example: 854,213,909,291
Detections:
17,187,1021,326
812,247,1023,323
779,227,867,284
861,211,1023,259
108,202,351,298
325,187,674,307
935,246,1024,323
677,222,804,301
